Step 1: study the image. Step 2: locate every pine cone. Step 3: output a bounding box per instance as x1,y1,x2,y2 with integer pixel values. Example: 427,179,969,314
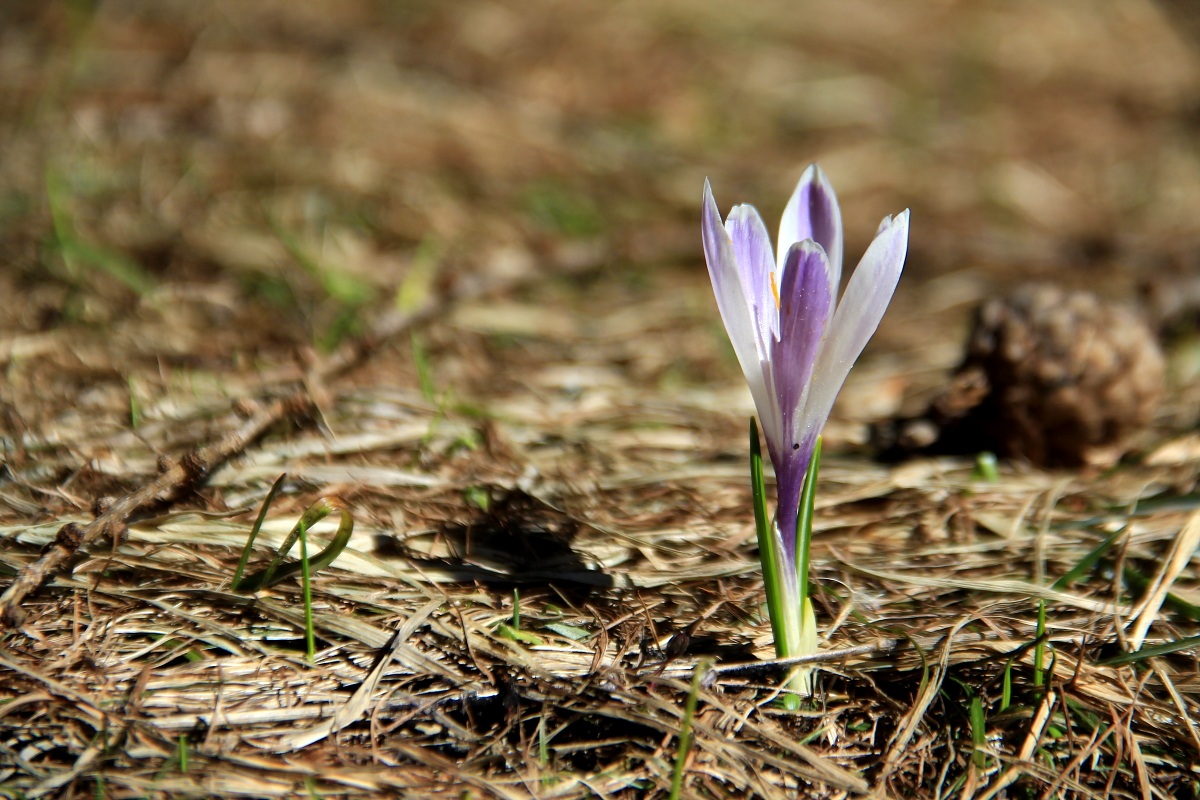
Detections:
873,284,1166,467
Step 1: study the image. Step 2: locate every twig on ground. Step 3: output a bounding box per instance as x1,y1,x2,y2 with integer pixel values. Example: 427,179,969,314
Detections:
0,395,310,627
0,244,607,629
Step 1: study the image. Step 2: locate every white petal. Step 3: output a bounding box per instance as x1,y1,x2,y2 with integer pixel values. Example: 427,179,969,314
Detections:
704,180,784,450
801,209,909,438
725,203,779,345
703,179,764,372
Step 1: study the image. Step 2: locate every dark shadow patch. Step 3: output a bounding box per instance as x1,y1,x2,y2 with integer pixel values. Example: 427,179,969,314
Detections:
375,488,614,589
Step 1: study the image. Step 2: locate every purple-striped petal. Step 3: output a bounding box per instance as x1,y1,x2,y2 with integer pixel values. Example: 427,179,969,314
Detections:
702,179,779,447
703,180,760,371
725,203,779,345
772,241,833,451
779,165,843,298
802,209,910,441
769,240,833,559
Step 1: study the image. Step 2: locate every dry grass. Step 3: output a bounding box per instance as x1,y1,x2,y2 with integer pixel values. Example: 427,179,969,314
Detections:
3,1,1200,797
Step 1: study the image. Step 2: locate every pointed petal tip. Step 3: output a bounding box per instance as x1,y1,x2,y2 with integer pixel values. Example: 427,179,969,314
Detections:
794,162,829,197
875,208,911,237
805,162,835,190
781,162,844,285
702,180,723,227
726,202,769,228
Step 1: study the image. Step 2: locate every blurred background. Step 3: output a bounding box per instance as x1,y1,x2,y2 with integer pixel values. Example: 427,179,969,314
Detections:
1,0,1199,469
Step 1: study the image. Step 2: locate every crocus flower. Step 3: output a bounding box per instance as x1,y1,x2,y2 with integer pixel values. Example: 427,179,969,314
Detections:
702,164,909,616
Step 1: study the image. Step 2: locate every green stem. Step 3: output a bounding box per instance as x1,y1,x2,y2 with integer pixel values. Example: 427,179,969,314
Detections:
794,437,823,629
750,419,789,657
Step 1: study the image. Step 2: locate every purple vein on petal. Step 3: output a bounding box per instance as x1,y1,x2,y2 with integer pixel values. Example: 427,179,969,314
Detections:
769,240,833,561
779,165,843,297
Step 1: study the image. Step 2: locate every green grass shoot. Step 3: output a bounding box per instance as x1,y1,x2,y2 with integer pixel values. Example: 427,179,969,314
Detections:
1052,527,1124,590
230,474,287,591
1096,633,1200,667
411,331,437,403
1122,565,1200,621
969,692,987,769
270,215,374,350
1033,600,1047,688
45,170,155,296
971,451,999,483
465,485,491,512
537,709,549,767
1001,658,1012,712
537,708,555,788
299,515,315,661
668,659,709,800
231,475,355,594
128,377,142,429
396,237,440,313
496,586,545,643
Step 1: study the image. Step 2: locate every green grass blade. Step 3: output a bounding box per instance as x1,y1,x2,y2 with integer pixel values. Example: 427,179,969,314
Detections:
46,171,155,295
128,377,142,429
669,659,709,800
300,518,315,661
231,474,288,590
411,332,437,403
1122,564,1200,621
969,692,987,768
1096,633,1200,666
1063,696,1103,733
495,623,543,645
233,496,355,593
1033,599,1047,688
1052,527,1124,590
1001,658,1012,712
538,708,550,767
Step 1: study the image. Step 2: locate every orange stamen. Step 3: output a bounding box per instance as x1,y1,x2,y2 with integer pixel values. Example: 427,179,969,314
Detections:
769,271,781,310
